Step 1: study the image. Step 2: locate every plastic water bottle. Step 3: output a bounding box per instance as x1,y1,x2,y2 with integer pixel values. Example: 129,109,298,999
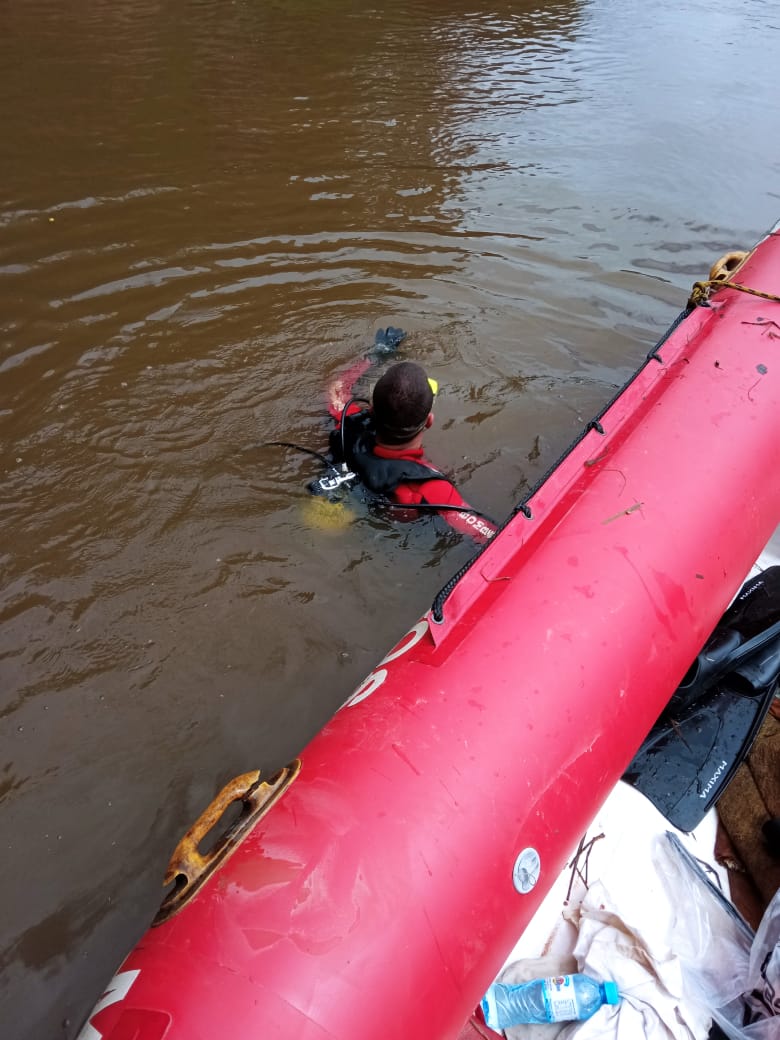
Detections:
481,973,620,1029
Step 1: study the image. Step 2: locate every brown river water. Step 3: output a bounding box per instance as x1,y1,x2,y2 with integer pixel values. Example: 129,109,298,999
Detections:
1,1,779,1036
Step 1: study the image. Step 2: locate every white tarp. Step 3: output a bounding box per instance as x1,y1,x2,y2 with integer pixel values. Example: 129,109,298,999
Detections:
497,784,779,1040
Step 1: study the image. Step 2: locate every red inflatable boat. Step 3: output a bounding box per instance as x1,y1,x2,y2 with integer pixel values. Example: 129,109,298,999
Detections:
79,224,780,1040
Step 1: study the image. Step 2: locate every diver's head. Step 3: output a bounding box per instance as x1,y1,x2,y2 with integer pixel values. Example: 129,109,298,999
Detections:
372,362,435,447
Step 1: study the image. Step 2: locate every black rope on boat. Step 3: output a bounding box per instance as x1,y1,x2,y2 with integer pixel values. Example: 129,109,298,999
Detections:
647,305,693,362
429,305,693,625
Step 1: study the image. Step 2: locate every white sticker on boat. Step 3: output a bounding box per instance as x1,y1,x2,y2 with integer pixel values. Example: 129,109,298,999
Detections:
513,847,541,894
342,619,428,708
77,969,140,1040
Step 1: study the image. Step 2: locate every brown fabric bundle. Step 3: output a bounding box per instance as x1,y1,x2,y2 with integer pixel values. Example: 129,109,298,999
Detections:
717,710,780,914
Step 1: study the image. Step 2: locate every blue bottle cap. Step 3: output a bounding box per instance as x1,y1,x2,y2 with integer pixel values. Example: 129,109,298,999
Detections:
480,989,500,1030
602,981,620,1005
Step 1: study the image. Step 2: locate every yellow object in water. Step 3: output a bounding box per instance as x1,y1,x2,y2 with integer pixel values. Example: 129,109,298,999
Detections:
301,496,354,531
427,377,439,396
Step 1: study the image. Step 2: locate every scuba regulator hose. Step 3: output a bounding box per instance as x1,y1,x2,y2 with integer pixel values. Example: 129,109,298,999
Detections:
262,396,370,494
263,441,335,470
382,501,498,526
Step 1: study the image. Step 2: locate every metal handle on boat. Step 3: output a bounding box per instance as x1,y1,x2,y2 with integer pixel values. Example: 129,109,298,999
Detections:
709,250,748,283
153,760,301,925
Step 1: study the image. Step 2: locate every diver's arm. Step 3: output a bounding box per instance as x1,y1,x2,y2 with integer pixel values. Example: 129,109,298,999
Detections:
394,479,497,544
327,328,406,420
327,356,373,420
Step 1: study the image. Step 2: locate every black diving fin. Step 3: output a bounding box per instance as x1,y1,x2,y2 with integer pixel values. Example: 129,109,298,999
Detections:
623,567,780,833
669,626,743,715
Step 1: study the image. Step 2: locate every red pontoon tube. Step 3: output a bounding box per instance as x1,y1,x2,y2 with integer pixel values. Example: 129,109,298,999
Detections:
79,223,780,1040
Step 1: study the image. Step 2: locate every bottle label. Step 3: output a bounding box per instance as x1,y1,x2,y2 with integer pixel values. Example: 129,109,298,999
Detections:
545,976,578,1022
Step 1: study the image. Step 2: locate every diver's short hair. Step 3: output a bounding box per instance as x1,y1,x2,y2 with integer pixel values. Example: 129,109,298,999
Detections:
372,362,434,445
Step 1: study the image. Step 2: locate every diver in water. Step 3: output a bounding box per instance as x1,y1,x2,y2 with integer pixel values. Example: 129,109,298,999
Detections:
318,351,497,545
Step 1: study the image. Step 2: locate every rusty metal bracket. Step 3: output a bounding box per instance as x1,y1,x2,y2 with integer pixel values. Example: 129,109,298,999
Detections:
153,760,301,925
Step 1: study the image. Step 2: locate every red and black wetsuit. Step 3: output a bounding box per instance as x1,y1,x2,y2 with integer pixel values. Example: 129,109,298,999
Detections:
372,440,497,543
330,398,497,545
